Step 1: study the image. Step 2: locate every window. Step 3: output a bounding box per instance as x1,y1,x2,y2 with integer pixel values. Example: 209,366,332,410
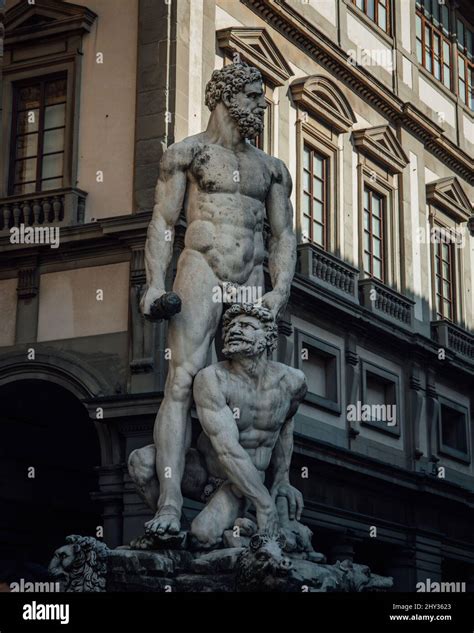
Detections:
9,75,67,195
438,397,470,462
353,0,391,34
360,362,400,436
416,0,451,89
363,187,385,281
433,225,456,321
294,330,341,414
456,17,473,110
302,145,328,248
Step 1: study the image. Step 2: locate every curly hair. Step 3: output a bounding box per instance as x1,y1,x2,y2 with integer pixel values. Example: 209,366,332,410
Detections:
222,303,278,353
205,62,263,111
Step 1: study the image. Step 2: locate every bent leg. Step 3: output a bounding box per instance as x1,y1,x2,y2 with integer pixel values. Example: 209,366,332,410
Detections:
190,483,245,548
146,250,222,535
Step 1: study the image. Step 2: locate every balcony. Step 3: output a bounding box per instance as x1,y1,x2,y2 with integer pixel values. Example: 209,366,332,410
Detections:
359,278,414,329
297,243,359,302
431,320,474,361
0,188,87,235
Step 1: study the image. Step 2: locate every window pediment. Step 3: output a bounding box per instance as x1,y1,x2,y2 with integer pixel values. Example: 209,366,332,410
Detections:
216,27,293,86
5,0,96,46
290,75,356,133
352,125,408,174
426,177,472,223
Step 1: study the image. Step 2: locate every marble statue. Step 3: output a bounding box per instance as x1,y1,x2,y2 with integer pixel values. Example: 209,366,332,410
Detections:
139,61,296,536
129,304,321,558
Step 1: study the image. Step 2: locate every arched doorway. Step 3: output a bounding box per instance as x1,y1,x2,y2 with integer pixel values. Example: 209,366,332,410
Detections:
0,379,102,567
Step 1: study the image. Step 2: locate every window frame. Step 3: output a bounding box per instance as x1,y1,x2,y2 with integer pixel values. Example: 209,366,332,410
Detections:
456,15,474,110
437,395,471,463
301,143,329,249
352,0,392,35
415,4,452,89
296,115,339,253
362,185,386,282
8,72,68,196
360,360,401,437
294,329,342,414
432,222,456,321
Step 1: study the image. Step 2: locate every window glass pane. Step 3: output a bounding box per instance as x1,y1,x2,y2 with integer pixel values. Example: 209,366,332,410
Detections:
303,193,310,214
441,5,449,34
41,177,63,191
364,188,369,210
373,238,381,258
303,147,310,170
301,214,310,239
14,158,37,183
16,133,38,159
443,66,451,88
313,177,323,200
17,109,39,134
442,261,449,278
433,33,440,54
416,15,422,38
443,40,450,63
443,299,451,319
443,280,450,297
46,79,67,105
372,195,381,217
313,222,323,246
313,200,323,223
457,19,464,50
434,59,441,79
18,84,41,111
373,258,382,279
363,253,371,273
303,170,310,192
14,182,36,195
356,0,364,9
378,4,387,31
424,0,432,18
43,128,65,154
364,211,370,230
367,0,375,19
466,29,472,60
373,216,381,236
459,59,465,79
314,155,323,178
416,40,423,63
364,232,371,252
459,77,466,102
41,153,63,179
436,276,441,293
44,103,65,129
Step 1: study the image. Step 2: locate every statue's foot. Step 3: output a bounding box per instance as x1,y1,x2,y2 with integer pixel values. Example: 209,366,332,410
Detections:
145,504,181,536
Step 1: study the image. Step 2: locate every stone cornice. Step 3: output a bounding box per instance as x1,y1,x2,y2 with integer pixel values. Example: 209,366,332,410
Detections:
241,0,474,184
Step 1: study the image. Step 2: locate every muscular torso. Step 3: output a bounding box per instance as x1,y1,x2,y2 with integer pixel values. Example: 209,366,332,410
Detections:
199,362,304,477
183,138,275,285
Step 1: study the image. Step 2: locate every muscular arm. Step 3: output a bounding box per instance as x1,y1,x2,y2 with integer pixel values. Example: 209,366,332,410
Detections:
141,142,194,314
193,369,274,515
264,159,297,317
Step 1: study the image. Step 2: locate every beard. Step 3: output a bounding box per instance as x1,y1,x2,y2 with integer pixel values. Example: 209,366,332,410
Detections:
228,100,264,140
222,336,266,359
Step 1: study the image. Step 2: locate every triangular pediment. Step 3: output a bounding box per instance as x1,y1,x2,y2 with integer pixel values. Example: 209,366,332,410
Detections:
352,125,408,173
217,27,293,86
5,0,96,41
290,75,356,133
426,177,472,222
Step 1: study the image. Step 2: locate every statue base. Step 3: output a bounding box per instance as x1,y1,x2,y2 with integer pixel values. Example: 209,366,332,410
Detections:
48,535,393,593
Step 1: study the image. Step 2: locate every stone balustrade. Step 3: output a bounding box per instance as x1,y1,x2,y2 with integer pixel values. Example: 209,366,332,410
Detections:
0,188,87,233
297,242,359,302
431,320,474,361
359,277,414,329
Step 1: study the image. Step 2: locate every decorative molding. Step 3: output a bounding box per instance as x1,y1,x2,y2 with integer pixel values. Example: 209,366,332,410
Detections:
216,27,293,86
241,0,474,184
352,125,408,174
290,75,356,133
426,177,472,223
17,267,38,299
5,0,97,46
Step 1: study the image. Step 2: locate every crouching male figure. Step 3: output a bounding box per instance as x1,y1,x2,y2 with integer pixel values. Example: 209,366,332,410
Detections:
189,303,309,549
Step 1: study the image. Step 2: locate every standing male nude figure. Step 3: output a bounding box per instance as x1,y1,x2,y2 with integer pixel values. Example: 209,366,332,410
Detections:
140,63,297,536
